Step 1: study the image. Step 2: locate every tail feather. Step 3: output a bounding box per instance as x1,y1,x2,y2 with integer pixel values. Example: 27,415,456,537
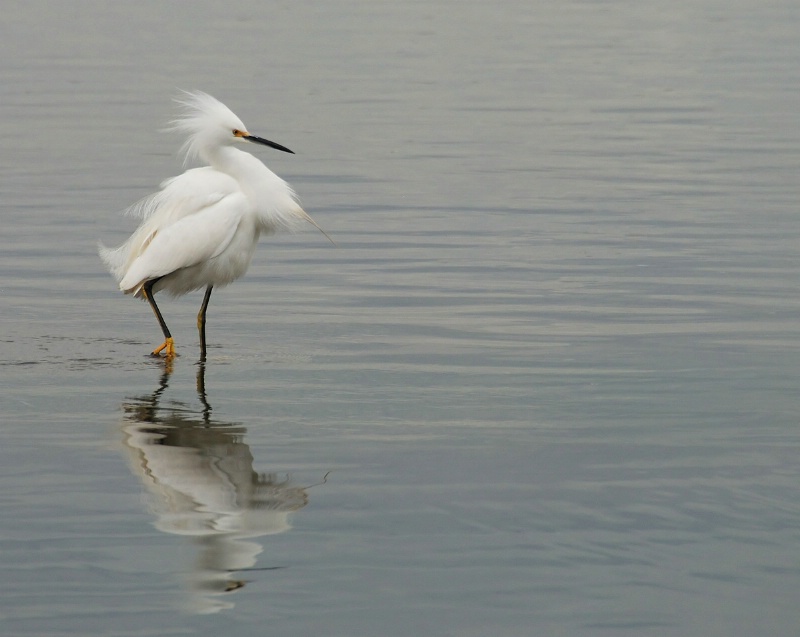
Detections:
98,241,127,282
298,209,337,246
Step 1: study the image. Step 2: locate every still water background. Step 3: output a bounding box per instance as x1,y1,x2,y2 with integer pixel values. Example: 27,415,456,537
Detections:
2,1,800,635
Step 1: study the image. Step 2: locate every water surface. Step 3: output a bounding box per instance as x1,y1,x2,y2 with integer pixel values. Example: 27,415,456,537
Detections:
2,1,800,635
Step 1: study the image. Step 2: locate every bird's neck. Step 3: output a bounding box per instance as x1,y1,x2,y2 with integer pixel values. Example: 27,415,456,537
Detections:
205,146,285,201
204,145,250,174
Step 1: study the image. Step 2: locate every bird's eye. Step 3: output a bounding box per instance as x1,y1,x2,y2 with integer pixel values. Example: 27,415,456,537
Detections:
232,129,239,136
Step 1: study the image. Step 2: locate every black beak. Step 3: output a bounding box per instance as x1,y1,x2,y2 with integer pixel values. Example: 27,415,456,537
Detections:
243,134,294,154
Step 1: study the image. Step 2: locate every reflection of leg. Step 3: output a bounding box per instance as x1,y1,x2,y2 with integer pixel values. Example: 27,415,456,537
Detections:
144,278,175,358
196,361,211,423
198,285,213,361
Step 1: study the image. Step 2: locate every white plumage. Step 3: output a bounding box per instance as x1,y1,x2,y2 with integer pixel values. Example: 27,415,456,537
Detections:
100,91,331,360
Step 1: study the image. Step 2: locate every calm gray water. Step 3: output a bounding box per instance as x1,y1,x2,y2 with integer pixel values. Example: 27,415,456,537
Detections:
2,1,800,635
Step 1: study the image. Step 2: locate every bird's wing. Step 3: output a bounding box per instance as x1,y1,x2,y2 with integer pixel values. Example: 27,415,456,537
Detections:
128,167,239,222
101,168,240,283
119,192,248,295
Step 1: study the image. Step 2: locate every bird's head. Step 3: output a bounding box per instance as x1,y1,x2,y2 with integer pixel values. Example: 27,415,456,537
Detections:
171,91,293,164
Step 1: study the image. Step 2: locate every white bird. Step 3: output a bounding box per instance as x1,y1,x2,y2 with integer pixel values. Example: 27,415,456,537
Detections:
100,91,332,361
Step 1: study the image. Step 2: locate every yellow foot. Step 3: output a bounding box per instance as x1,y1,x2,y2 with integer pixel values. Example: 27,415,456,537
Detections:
151,337,176,359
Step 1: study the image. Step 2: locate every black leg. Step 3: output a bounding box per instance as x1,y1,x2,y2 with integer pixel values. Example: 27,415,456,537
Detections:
143,278,175,358
197,285,213,361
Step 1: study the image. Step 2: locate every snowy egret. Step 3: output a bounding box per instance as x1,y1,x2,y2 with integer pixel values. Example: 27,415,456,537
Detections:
100,91,332,360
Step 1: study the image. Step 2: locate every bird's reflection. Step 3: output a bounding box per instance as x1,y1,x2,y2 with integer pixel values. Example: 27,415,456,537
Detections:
119,363,315,614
